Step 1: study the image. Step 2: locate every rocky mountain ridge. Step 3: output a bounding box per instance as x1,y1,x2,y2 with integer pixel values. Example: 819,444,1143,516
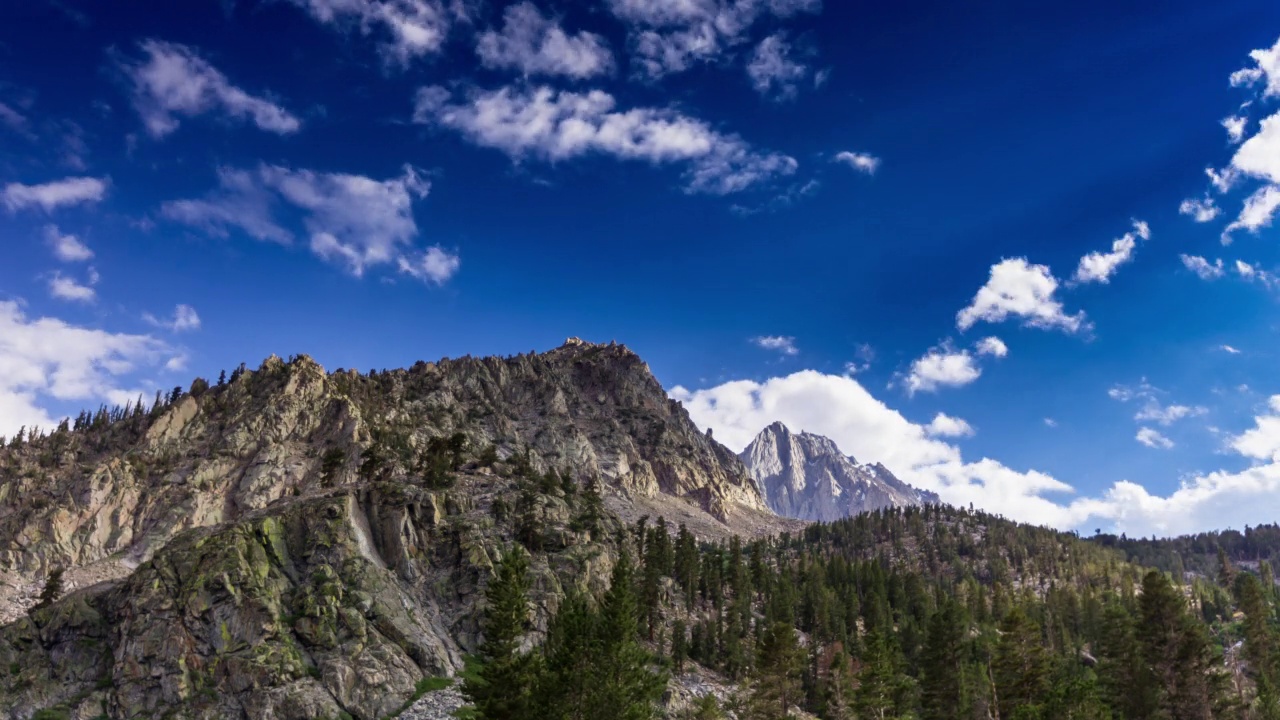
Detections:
0,338,795,719
739,421,939,522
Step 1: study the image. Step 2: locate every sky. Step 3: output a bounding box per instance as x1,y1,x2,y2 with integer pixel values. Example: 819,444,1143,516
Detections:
3,0,1280,538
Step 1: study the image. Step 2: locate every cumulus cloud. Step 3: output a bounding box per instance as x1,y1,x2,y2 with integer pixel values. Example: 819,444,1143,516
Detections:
162,163,451,281
397,246,461,284
752,335,799,356
974,336,1008,358
1180,254,1224,279
2,177,107,212
476,2,613,79
746,33,809,101
956,258,1087,333
1072,219,1150,285
1179,196,1221,222
1136,427,1175,449
0,301,168,437
143,304,201,332
926,412,974,438
48,269,99,303
1231,396,1280,461
671,369,1280,535
286,0,458,67
413,84,796,194
607,0,820,79
1230,35,1280,98
1223,115,1248,144
119,40,300,138
903,345,981,395
833,151,880,175
44,225,93,262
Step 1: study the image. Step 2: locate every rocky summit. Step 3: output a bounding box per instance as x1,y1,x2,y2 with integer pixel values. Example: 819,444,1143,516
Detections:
0,339,794,719
739,421,939,522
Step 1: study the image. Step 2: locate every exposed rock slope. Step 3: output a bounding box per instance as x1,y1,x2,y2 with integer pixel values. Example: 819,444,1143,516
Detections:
739,421,939,522
0,339,786,719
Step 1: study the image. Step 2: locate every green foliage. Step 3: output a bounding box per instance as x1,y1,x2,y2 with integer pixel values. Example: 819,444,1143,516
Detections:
463,545,540,720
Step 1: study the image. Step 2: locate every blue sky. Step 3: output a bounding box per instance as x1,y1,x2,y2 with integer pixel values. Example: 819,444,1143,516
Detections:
3,0,1280,536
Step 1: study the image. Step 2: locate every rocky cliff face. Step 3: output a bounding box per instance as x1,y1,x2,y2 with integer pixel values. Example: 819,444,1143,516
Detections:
0,339,787,719
739,421,939,522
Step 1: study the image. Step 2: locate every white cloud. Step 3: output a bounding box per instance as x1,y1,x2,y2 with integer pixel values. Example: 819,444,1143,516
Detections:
1221,344,1241,354
833,151,880,175
1234,259,1279,289
1223,115,1248,144
44,225,93,262
2,177,107,212
0,300,168,437
413,84,796,194
1207,166,1239,194
1230,113,1280,185
673,369,1280,535
926,412,974,438
1136,427,1174,449
1230,35,1280,98
1223,184,1280,242
1179,196,1220,222
1180,254,1224,279
752,335,799,356
1072,219,1150,285
163,163,448,281
1110,380,1206,426
161,167,292,244
1044,417,1058,428
286,0,456,67
143,304,201,332
1135,403,1207,426
48,269,98,303
607,0,820,79
975,336,1008,358
842,343,875,375
903,345,981,395
397,245,461,284
120,40,300,138
475,2,613,80
956,258,1087,333
1231,395,1280,461
746,33,808,101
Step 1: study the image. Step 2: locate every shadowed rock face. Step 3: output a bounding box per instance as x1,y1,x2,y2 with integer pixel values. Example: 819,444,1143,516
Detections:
739,421,939,522
0,339,784,719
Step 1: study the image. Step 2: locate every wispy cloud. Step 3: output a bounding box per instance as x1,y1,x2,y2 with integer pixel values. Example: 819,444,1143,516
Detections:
2,177,107,212
119,40,300,138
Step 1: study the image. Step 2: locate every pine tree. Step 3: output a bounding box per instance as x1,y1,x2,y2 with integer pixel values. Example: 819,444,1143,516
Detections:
742,622,805,720
992,606,1050,720
587,548,667,720
855,628,915,720
537,592,598,720
920,597,966,720
464,546,539,720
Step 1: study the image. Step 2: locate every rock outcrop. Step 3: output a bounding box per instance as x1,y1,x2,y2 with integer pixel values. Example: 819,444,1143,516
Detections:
0,339,788,718
739,421,939,522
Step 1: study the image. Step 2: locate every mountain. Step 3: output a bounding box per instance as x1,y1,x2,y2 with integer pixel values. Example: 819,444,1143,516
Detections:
0,339,795,719
739,421,939,521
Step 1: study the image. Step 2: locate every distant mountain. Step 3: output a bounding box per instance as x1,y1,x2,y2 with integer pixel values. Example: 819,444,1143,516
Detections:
739,421,939,522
